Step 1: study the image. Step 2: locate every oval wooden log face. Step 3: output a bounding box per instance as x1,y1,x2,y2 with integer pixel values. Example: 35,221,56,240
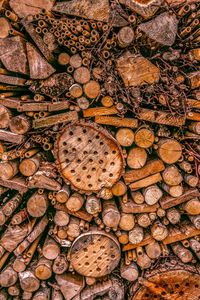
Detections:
69,231,121,277
55,122,124,193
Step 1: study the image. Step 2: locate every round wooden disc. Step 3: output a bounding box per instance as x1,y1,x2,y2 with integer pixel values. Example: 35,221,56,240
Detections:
133,270,200,300
70,231,121,278
158,139,182,164
55,122,124,193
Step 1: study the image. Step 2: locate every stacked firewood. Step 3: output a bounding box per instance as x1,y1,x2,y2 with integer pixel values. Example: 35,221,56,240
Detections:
0,0,199,299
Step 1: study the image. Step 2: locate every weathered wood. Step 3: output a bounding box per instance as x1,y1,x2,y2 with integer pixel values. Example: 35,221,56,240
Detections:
127,147,147,169
95,116,138,128
33,111,78,128
83,106,117,117
121,198,159,213
117,52,160,87
129,173,162,191
123,159,165,184
160,188,199,209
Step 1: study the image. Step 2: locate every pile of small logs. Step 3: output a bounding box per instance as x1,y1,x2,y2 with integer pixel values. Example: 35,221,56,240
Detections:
0,0,199,299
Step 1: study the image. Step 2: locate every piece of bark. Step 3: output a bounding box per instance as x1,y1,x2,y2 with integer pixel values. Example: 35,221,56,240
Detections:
119,0,162,18
129,173,162,191
127,147,147,169
162,165,183,186
56,272,84,300
138,108,186,127
119,213,135,231
95,116,138,128
19,270,40,293
10,0,55,18
120,260,138,281
83,106,117,118
151,221,168,241
163,222,200,245
121,198,159,213
157,138,182,164
139,12,178,46
0,36,28,75
0,130,25,144
102,200,120,229
27,192,48,218
129,225,144,245
66,193,84,212
33,111,78,129
42,236,60,260
35,257,53,280
123,159,165,184
26,43,55,80
160,188,199,209
22,20,54,63
0,176,28,193
117,52,160,87
53,0,110,22
143,184,163,205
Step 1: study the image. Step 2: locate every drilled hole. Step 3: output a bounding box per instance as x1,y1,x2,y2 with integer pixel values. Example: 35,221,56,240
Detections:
179,291,184,296
92,167,96,171
94,151,98,155
83,151,88,155
96,267,101,272
63,141,67,146
100,141,104,145
63,150,68,154
99,160,103,164
195,284,199,288
109,173,113,177
77,159,81,163
103,169,106,173
175,284,180,288
66,159,70,163
83,129,87,133
105,151,108,155
69,131,73,136
96,135,100,139
89,158,93,163
185,282,189,287
88,139,92,143
111,254,115,259
161,292,166,296
98,257,102,260
111,162,115,166
100,245,105,249
112,150,116,154
77,137,82,142
70,169,75,173
76,178,81,182
85,262,89,266
88,184,92,188
87,175,91,179
82,166,87,170
72,147,76,152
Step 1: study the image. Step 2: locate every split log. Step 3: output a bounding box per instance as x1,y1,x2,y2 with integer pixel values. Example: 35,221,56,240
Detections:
129,173,162,191
157,139,182,164
163,223,200,244
134,127,155,148
0,104,11,128
181,198,200,215
56,272,84,300
160,188,199,209
127,147,147,169
123,159,165,184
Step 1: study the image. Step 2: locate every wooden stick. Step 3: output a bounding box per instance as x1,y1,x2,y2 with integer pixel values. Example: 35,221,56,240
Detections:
95,116,138,128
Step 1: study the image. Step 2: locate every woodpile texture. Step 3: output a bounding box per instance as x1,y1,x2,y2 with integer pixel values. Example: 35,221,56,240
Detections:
0,0,199,299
